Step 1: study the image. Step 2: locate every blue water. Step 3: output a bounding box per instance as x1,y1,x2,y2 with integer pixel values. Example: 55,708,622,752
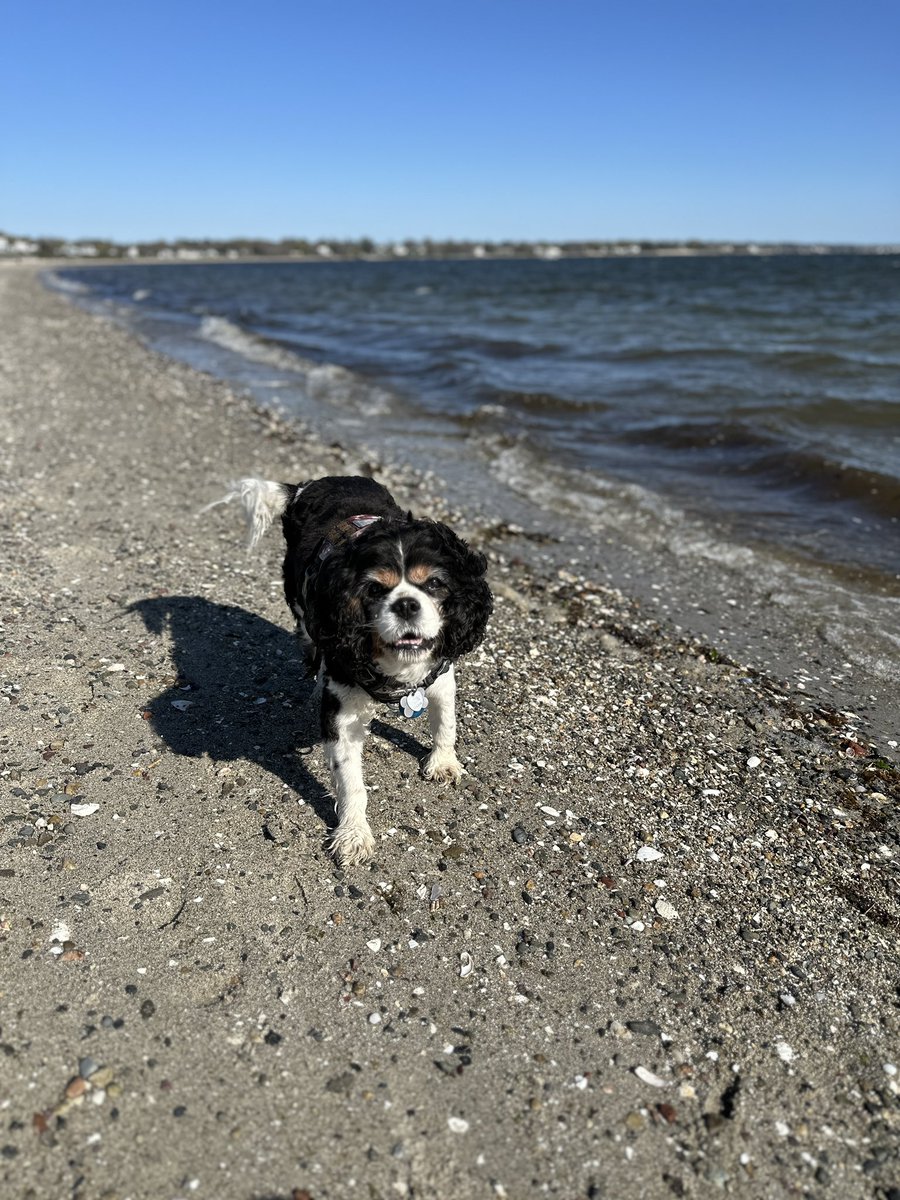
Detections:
54,254,900,580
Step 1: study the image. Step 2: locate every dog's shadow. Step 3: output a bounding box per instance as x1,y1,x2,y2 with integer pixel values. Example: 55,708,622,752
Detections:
130,595,429,843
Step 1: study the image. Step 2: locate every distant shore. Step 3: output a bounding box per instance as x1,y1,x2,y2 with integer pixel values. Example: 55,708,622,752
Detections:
3,230,899,268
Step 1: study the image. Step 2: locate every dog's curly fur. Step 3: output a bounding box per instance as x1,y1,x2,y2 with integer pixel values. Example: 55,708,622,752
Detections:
212,474,492,865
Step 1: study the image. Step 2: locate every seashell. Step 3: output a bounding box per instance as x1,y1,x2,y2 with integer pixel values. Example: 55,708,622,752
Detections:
634,1065,668,1088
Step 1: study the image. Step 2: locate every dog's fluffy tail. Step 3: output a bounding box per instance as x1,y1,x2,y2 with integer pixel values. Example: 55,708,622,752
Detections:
201,477,297,549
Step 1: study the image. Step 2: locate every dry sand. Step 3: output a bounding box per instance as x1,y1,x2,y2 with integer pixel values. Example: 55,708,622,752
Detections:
1,263,898,1199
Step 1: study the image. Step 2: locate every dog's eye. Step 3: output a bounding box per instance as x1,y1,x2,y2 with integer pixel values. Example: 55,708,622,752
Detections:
421,577,447,594
363,581,388,600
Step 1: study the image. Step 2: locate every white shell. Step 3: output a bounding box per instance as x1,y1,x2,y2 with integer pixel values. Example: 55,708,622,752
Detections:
636,846,663,862
459,951,474,978
634,1065,668,1088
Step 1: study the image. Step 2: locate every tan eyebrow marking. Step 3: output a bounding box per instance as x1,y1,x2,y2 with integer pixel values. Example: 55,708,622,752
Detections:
369,567,401,588
407,564,434,584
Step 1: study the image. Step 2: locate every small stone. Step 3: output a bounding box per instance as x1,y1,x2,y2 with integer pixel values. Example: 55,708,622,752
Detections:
78,1056,101,1079
627,1020,661,1038
368,1012,382,1025
746,756,762,769
775,1040,795,1063
140,999,156,1019
624,1111,645,1131
511,825,532,846
447,1116,469,1134
655,898,678,921
656,1103,677,1124
65,1077,88,1100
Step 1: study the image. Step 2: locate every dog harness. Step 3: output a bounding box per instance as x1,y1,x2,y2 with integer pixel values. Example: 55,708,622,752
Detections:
299,513,452,715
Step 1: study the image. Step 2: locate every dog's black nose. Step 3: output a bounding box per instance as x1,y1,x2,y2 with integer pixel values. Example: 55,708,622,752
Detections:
391,596,421,620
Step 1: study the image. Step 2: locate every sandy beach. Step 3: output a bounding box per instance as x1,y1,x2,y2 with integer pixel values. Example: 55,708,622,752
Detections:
1,262,899,1199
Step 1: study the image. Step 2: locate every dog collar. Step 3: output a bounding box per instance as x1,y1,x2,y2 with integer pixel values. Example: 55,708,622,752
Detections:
316,513,382,561
356,657,453,711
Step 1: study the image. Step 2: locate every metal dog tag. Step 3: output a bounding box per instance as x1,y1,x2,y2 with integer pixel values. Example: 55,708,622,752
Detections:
399,688,429,719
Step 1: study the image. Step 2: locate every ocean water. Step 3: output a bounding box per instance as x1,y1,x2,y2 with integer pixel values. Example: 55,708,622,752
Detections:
49,256,900,733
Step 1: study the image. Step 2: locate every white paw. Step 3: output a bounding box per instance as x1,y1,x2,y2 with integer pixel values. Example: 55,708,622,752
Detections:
329,822,376,867
423,748,464,785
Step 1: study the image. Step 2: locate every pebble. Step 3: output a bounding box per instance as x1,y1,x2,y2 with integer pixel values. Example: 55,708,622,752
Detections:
368,1012,382,1025
746,755,762,769
655,898,679,921
775,1041,796,1063
447,1116,469,1134
65,1077,88,1100
627,1020,661,1038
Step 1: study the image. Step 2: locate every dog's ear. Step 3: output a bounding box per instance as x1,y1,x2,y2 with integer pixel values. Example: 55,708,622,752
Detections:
308,554,372,679
429,523,493,660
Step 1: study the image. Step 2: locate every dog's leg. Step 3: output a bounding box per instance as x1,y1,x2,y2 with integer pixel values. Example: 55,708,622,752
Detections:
423,665,464,784
321,679,376,866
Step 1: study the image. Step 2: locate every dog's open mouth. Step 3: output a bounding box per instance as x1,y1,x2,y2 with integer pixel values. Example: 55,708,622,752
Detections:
392,633,434,653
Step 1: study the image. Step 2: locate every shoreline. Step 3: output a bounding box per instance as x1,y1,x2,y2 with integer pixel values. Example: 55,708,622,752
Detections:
2,262,899,1198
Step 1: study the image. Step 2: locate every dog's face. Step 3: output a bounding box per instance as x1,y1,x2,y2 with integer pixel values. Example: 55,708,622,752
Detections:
310,520,493,678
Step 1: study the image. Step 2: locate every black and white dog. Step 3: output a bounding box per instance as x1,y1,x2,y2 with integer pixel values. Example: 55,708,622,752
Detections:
213,475,493,866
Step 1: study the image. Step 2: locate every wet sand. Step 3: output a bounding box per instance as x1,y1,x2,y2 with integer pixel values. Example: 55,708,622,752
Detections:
1,263,898,1199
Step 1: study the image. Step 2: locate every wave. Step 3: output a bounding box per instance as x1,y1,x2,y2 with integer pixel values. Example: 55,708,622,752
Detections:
471,387,607,418
44,272,91,296
196,316,393,417
618,419,900,525
197,315,308,371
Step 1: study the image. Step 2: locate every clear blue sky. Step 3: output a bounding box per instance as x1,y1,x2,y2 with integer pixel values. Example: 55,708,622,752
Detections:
3,0,897,244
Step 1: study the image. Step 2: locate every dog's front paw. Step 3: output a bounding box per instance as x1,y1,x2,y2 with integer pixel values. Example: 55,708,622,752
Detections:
423,748,464,785
329,822,376,867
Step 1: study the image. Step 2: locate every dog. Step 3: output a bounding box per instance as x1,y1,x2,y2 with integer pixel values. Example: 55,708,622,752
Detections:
210,475,493,866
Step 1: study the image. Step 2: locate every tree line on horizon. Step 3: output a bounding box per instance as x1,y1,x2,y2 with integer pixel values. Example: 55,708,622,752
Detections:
0,231,887,260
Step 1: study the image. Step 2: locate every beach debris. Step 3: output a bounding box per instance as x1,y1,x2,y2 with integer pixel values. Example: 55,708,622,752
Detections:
634,1066,668,1088
49,920,71,945
459,951,474,978
447,1116,469,1134
69,802,99,817
170,699,193,712
429,883,442,912
655,898,679,921
636,845,663,863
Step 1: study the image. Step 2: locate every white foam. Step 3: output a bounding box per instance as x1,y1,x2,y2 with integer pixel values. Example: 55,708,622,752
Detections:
197,317,392,415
